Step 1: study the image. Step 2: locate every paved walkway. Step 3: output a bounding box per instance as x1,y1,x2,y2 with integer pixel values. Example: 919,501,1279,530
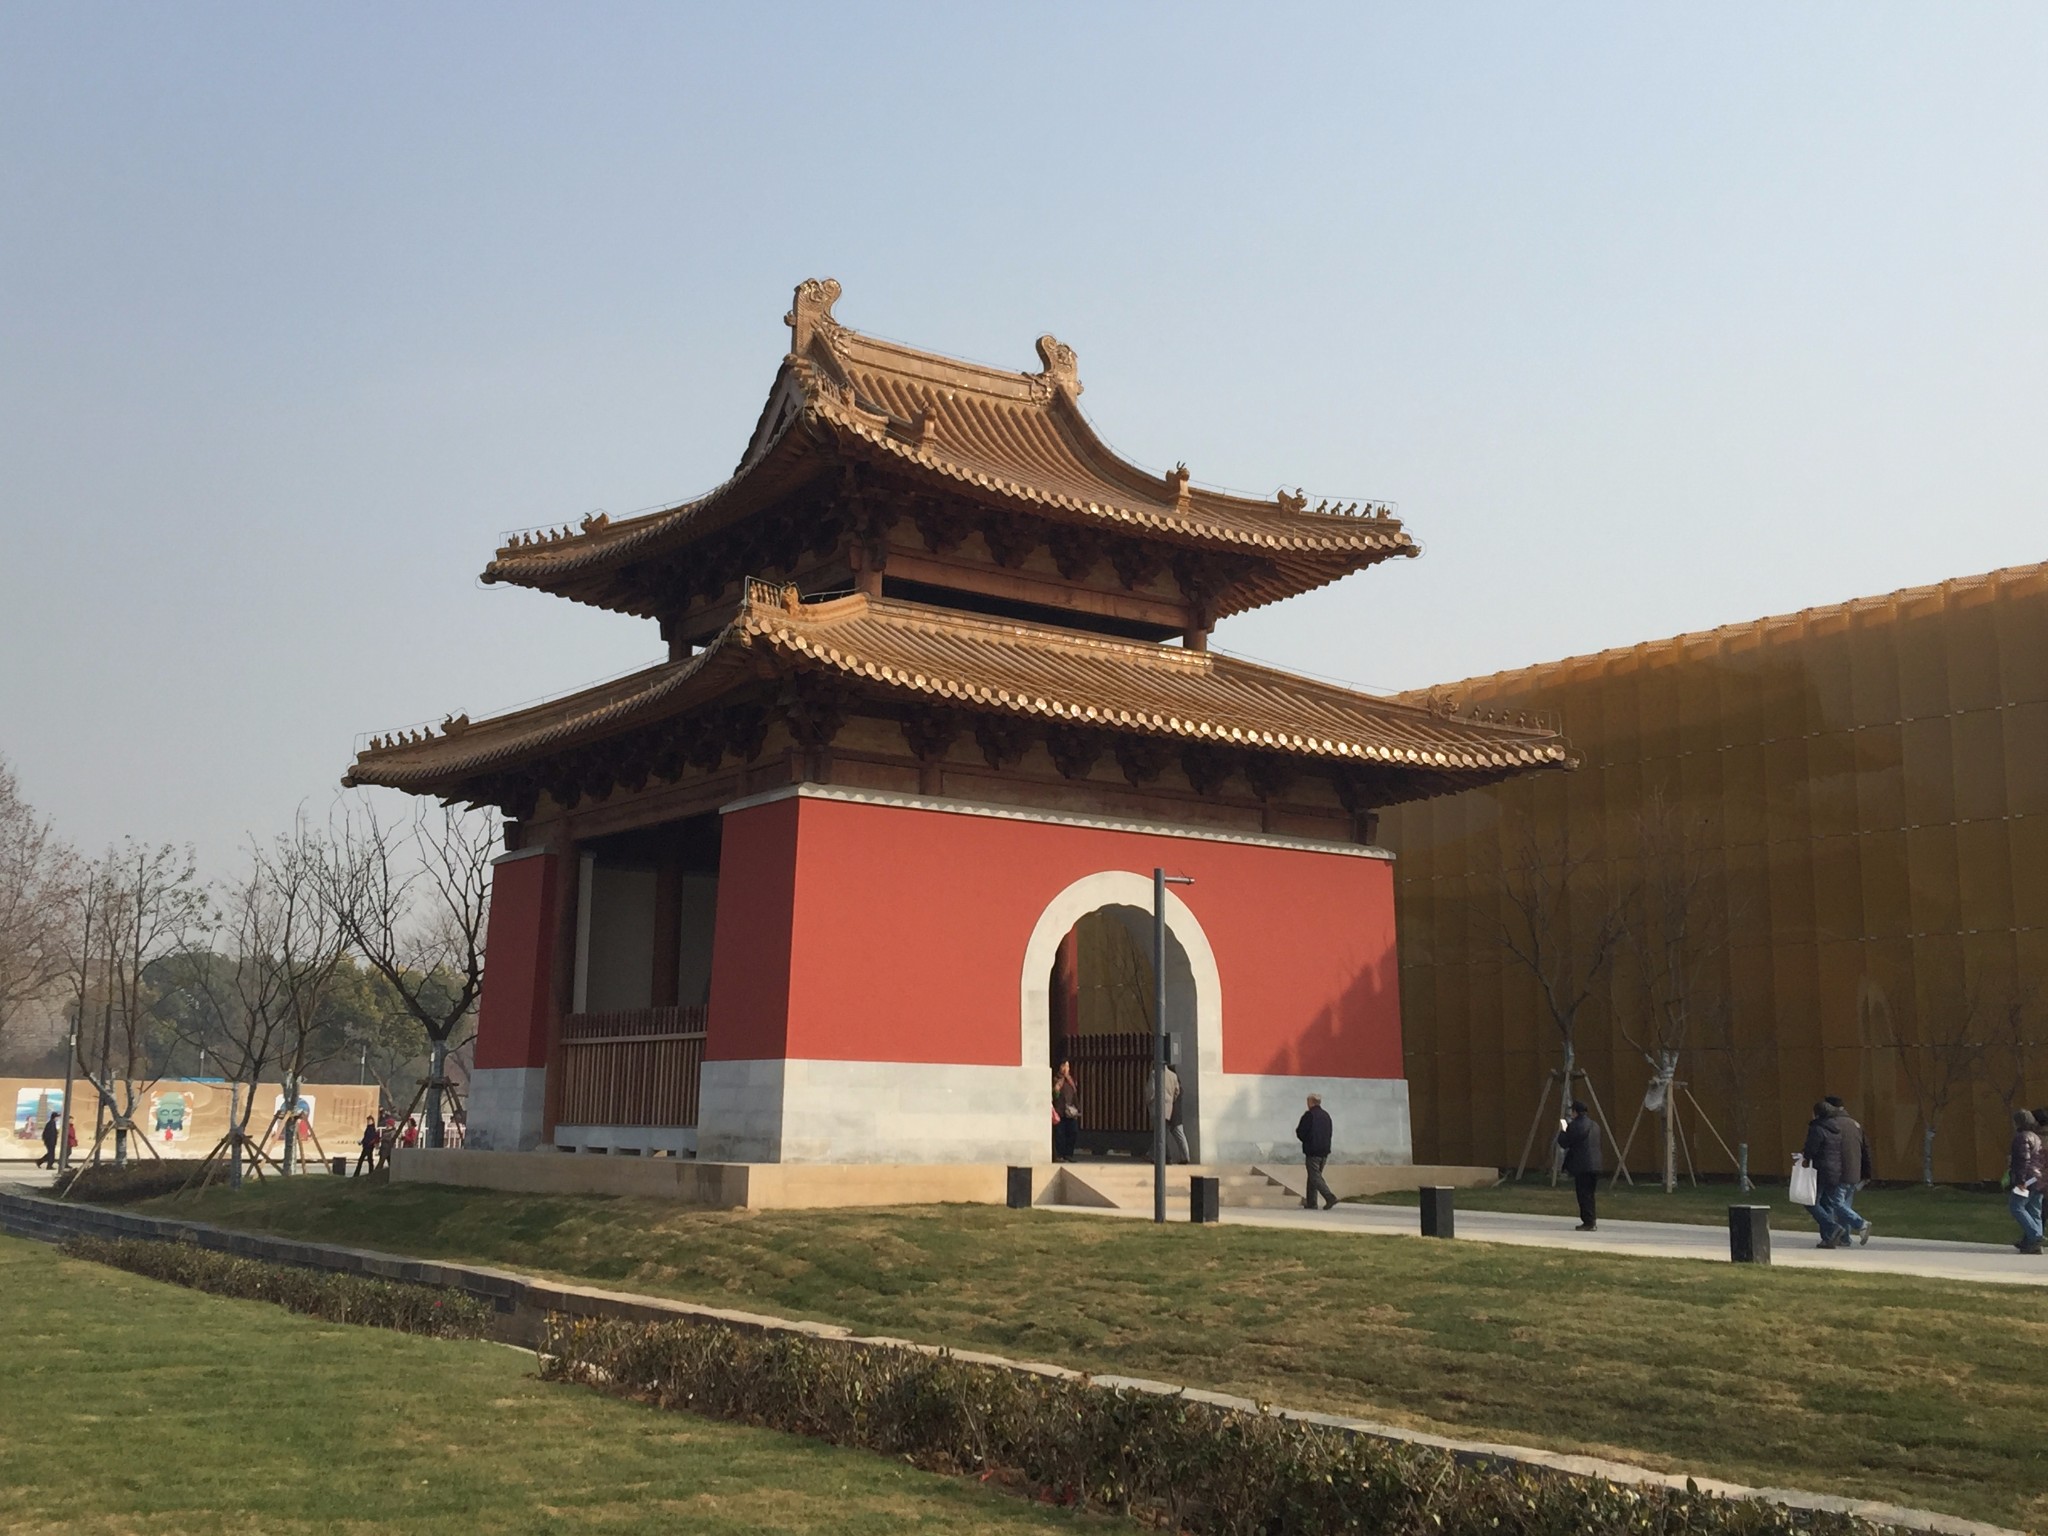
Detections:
1074,1195,2048,1287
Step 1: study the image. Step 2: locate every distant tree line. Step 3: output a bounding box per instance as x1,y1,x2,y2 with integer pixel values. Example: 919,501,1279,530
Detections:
0,751,493,1169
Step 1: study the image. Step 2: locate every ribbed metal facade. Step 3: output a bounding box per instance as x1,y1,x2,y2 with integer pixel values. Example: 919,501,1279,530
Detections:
1382,563,2048,1180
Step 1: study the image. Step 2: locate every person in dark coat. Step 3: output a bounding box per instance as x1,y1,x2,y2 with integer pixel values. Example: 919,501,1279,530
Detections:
2030,1106,2048,1244
35,1112,59,1169
1801,1101,1847,1247
1051,1061,1081,1163
354,1117,379,1177
1823,1095,1873,1246
1295,1094,1336,1210
1556,1101,1603,1230
2007,1109,2044,1255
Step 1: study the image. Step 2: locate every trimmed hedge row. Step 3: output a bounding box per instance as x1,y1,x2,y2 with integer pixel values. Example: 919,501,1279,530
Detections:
540,1315,1885,1536
55,1161,202,1204
61,1236,495,1338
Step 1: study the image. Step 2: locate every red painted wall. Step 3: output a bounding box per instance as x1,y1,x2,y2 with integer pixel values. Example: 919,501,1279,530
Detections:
704,792,802,1062
709,792,1402,1080
474,851,559,1071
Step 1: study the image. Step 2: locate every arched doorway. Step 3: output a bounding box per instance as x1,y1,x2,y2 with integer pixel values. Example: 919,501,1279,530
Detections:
1048,907,1198,1158
1020,871,1221,1165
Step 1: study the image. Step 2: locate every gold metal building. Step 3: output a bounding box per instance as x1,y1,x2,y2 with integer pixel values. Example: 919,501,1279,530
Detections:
1381,562,2048,1181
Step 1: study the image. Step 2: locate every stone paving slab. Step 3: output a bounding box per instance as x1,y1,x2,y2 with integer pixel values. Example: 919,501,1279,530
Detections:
1066,1191,2048,1287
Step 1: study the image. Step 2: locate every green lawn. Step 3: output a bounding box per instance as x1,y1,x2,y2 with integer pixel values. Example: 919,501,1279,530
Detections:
0,1233,1100,1535
1359,1176,2022,1244
136,1178,2048,1531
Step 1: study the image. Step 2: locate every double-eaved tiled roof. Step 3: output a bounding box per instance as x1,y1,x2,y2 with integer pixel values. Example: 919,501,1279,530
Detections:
346,581,1568,802
481,279,1415,618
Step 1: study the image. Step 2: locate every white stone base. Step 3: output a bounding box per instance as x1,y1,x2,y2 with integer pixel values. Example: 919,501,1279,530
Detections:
466,1066,547,1152
692,1057,1408,1167
552,1123,698,1156
1204,1074,1411,1165
697,1058,1047,1165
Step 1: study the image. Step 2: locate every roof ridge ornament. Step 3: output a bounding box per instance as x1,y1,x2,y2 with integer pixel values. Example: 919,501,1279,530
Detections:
1034,334,1082,398
1166,463,1192,509
785,278,844,354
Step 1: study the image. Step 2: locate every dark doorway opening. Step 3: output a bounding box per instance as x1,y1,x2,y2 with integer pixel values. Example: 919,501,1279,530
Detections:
1047,906,1195,1159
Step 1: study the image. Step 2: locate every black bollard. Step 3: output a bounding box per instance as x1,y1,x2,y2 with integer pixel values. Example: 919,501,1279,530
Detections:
1006,1166,1035,1210
1420,1185,1455,1238
1729,1205,1772,1265
1190,1175,1220,1224
328,1156,349,1178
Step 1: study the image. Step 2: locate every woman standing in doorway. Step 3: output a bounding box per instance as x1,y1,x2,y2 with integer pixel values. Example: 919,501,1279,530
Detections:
1052,1060,1081,1162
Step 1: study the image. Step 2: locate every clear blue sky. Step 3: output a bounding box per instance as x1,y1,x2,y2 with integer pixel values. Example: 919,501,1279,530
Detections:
3,4,2043,862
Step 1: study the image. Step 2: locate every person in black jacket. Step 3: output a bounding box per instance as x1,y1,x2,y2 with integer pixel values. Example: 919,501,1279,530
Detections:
1296,1094,1336,1210
1556,1101,1602,1230
1823,1095,1873,1246
1800,1102,1847,1248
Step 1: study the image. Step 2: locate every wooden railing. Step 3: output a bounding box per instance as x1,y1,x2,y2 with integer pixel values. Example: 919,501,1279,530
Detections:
1061,1031,1150,1134
558,1006,707,1127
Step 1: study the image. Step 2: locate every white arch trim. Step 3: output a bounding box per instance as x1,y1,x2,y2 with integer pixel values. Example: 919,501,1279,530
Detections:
1019,870,1223,1096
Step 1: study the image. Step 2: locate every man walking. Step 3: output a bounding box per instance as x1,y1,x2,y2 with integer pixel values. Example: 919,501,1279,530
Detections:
35,1111,59,1170
1556,1100,1603,1231
2031,1106,2048,1245
2008,1109,2044,1256
1296,1093,1337,1210
1802,1101,1848,1248
1145,1061,1191,1164
354,1116,379,1177
1823,1095,1873,1245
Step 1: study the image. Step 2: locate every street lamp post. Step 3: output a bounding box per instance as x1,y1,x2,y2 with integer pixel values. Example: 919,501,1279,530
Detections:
57,1017,78,1176
1152,867,1194,1225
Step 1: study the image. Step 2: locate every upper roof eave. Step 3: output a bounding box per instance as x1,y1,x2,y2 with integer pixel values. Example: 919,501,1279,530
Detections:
477,280,1417,607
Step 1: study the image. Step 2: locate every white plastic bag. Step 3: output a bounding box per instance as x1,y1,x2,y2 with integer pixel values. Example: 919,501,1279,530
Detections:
1789,1157,1818,1206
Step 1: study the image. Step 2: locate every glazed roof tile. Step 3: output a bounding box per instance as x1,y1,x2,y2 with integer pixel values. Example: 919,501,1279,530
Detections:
346,581,1568,797
481,279,1414,617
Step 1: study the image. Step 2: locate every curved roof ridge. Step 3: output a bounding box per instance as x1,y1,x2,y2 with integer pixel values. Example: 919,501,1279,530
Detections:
480,278,1417,604
348,574,1568,797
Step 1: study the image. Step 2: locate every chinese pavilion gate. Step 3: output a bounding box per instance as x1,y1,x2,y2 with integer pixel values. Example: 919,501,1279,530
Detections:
345,279,1566,1165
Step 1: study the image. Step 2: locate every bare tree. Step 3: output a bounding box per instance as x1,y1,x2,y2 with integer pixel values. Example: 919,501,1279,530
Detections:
1987,980,2040,1122
71,841,204,1165
1499,818,1629,1179
264,825,353,1170
1697,1001,1773,1191
1886,984,1988,1187
1616,791,1731,1192
0,755,80,1058
322,798,493,1148
168,822,350,1183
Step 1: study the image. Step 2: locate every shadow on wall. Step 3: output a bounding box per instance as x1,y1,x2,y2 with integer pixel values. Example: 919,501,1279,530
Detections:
1255,943,1401,1082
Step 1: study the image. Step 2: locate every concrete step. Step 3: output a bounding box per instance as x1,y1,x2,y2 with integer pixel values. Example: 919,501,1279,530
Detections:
1047,1163,1298,1211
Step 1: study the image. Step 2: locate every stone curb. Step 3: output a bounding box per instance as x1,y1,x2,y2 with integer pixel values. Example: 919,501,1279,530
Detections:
0,1186,2014,1536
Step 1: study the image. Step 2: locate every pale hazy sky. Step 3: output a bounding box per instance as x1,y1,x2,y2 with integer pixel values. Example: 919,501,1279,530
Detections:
3,4,2044,864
